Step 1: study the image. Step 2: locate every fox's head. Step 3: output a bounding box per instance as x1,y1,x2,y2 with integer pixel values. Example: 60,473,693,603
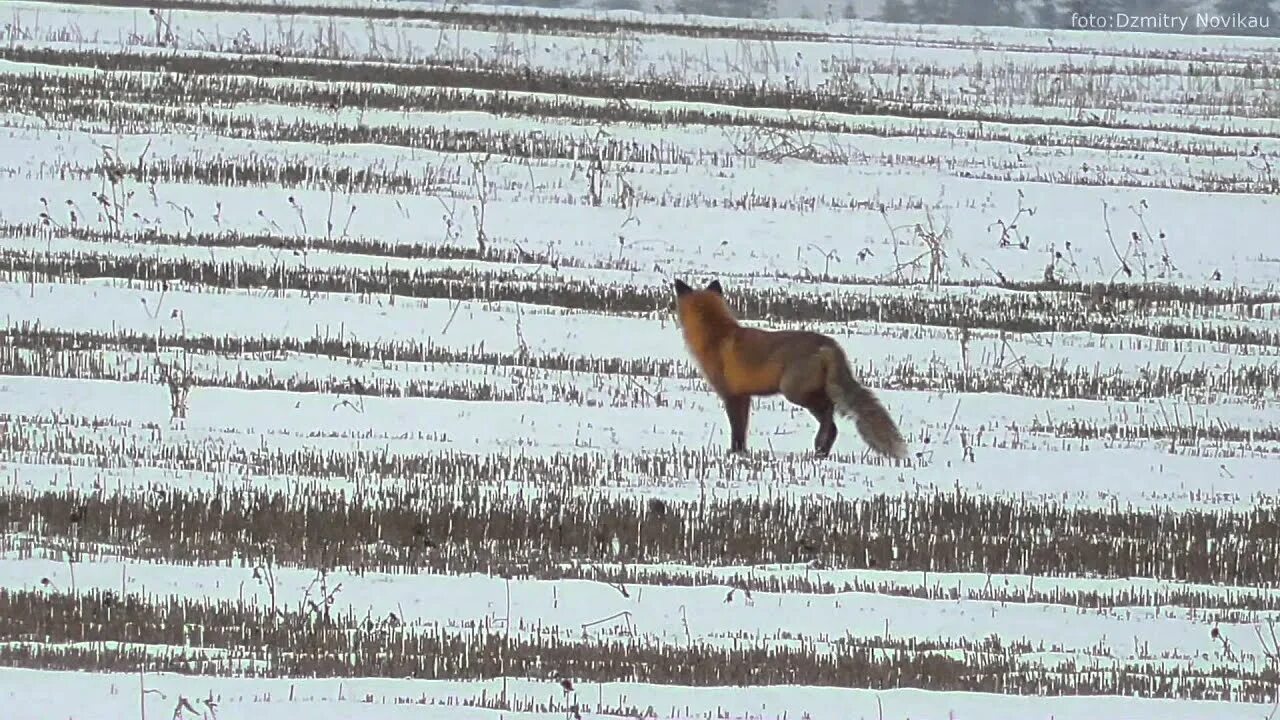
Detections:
672,278,737,335
673,278,722,298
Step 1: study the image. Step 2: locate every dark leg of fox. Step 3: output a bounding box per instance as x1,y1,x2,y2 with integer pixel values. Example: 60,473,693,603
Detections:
778,356,835,456
804,394,838,457
723,394,750,454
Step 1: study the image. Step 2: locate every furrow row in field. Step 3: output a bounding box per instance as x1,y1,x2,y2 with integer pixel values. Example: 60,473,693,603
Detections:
4,42,1279,138
10,1,1280,114
5,132,1274,292
10,224,1280,309
3,380,1278,504
13,0,844,42
6,253,1279,345
5,334,1280,406
11,545,1280,615
8,283,1278,369
4,63,1278,161
3,556,1266,659
9,105,1274,196
7,480,1280,586
0,568,1267,701
27,0,1280,67
0,666,1259,720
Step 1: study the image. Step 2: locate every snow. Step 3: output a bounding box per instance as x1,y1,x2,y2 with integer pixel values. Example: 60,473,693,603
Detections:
0,0,1278,717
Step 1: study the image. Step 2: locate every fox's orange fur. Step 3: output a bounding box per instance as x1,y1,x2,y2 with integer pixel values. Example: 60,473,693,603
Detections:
673,278,908,459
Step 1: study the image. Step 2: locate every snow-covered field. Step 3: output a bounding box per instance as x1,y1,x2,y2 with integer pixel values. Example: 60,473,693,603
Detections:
1,1,1279,718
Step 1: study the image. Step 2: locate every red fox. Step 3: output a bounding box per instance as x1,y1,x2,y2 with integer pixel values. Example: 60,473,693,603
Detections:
673,278,908,460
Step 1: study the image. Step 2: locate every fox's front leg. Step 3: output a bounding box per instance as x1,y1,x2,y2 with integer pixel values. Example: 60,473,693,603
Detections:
722,394,750,454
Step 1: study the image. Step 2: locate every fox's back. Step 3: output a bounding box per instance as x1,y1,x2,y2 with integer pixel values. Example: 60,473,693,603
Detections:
675,284,834,395
717,327,833,396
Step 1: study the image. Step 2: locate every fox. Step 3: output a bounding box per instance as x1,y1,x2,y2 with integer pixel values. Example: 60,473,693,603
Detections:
672,278,908,460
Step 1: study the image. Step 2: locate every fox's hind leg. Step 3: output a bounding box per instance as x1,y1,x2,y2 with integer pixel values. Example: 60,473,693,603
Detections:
722,394,750,454
805,395,838,457
780,358,837,457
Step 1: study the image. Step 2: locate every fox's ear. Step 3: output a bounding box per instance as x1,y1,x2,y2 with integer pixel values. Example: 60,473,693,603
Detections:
706,279,723,295
674,279,693,297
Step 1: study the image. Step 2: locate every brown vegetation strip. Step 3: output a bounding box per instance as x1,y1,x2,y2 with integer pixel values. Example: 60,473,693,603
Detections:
6,484,1280,586
0,587,1271,699
7,224,1279,305
38,0,836,42
5,330,1280,403
0,70,1264,159
2,46,1276,140
4,252,1279,345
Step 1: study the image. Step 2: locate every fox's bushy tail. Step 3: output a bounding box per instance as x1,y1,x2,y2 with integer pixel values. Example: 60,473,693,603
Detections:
819,346,909,460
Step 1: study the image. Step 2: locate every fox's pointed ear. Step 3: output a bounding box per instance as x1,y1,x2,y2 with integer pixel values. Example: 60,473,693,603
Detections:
706,279,723,295
674,279,693,297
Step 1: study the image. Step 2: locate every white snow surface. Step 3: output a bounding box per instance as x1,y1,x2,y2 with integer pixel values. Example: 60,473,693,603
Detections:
0,1,1278,717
